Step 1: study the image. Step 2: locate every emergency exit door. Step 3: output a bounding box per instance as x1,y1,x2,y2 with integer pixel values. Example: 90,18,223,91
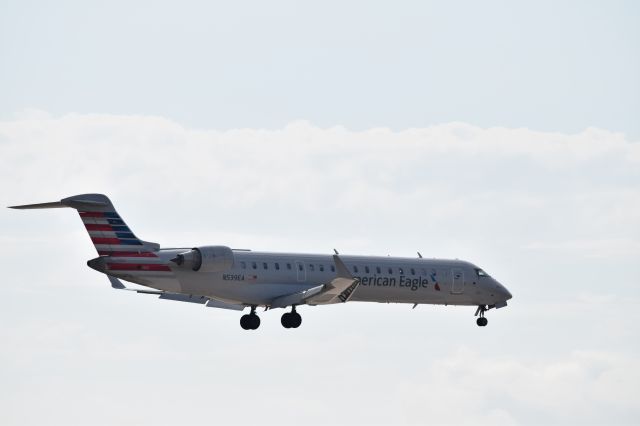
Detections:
451,268,465,294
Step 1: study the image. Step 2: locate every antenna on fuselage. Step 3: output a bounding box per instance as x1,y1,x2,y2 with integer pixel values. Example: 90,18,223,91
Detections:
333,248,339,254
417,251,423,258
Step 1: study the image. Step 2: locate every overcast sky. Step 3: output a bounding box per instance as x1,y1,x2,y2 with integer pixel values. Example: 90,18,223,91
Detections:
1,1,639,425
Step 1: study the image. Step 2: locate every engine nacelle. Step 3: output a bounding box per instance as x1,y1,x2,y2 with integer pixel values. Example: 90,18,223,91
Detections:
170,246,234,272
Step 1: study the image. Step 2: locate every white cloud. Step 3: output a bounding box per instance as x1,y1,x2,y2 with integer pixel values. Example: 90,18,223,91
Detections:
523,237,640,259
398,347,640,425
1,113,639,425
1,113,638,256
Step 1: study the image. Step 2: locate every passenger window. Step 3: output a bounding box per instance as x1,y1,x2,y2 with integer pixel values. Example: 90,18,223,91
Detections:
376,266,381,274
251,262,257,269
330,265,335,272
319,264,324,272
287,263,292,270
365,266,370,273
263,262,268,270
353,265,359,273
298,263,303,271
310,264,315,272
275,262,280,270
399,267,404,274
388,267,393,274
240,261,246,269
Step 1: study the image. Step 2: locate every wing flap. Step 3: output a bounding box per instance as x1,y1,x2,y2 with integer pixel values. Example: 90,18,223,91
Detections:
270,254,361,308
305,277,360,305
269,284,326,309
206,299,246,311
108,276,245,311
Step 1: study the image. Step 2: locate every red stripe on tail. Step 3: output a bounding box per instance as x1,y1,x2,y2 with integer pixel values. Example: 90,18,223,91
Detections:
85,224,113,231
91,237,121,244
79,211,104,217
98,251,158,257
107,263,171,272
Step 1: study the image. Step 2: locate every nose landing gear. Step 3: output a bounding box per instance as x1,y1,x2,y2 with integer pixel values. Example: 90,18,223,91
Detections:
240,306,261,330
281,306,302,329
475,305,489,327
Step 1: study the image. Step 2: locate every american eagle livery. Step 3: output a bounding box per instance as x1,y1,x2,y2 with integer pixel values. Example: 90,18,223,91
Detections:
9,194,512,330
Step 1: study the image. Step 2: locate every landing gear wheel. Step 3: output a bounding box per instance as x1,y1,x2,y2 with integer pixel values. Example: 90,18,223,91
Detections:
240,306,261,330
281,307,302,329
475,305,489,327
281,312,292,329
248,314,260,330
240,314,252,330
290,312,302,328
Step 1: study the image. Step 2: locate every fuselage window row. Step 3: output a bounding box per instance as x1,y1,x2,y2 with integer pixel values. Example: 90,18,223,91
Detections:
238,261,428,277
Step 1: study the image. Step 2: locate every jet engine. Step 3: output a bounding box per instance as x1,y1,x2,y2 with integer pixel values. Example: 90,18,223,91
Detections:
170,246,234,272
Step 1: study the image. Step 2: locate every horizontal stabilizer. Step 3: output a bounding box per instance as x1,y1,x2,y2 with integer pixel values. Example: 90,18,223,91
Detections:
9,198,109,210
9,201,67,209
10,193,159,253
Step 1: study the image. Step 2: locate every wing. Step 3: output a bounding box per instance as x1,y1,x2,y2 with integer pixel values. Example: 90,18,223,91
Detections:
108,276,245,311
269,255,360,308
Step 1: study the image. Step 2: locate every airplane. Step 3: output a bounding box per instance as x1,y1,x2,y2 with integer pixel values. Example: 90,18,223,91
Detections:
9,193,512,330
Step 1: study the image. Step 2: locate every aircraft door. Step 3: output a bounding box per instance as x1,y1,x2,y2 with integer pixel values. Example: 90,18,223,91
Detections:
295,261,306,282
451,268,465,294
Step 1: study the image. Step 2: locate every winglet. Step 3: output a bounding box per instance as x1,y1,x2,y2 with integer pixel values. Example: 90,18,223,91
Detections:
332,254,352,279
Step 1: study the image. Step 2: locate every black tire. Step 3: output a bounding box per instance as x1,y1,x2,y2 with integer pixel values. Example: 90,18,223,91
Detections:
291,312,302,328
281,312,292,328
240,314,251,330
249,314,261,330
476,317,488,327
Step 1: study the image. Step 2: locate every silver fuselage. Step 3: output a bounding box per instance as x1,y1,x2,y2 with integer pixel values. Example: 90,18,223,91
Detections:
112,248,512,308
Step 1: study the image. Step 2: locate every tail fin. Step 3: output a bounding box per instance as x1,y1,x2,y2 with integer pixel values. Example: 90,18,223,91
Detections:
9,193,159,255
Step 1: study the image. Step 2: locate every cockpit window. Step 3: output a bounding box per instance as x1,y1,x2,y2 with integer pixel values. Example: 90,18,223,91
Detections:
475,268,490,277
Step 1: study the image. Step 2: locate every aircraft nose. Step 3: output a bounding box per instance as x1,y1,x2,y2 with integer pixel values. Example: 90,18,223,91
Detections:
496,282,512,301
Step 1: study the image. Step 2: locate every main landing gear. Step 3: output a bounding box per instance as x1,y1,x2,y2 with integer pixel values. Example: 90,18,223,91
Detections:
240,306,261,330
238,306,304,330
475,305,489,327
281,306,302,329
